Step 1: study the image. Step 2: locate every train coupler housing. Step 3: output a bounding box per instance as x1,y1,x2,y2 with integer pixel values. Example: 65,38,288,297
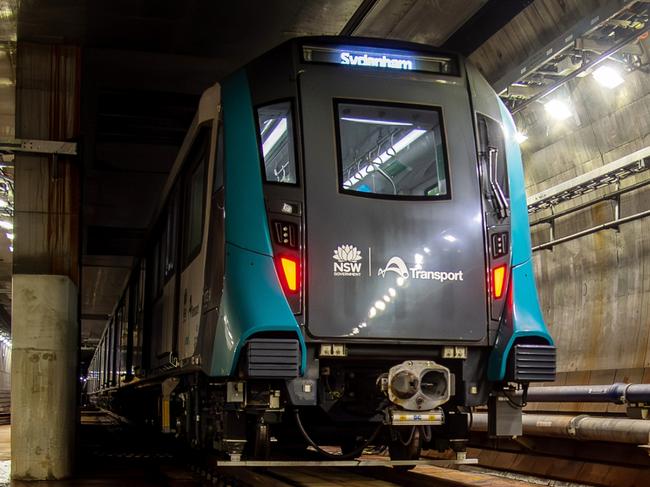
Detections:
381,360,452,411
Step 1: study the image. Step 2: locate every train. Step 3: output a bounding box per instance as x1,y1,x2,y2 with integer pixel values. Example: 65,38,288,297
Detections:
86,36,555,462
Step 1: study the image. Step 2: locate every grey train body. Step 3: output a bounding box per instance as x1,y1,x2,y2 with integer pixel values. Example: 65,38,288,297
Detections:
86,37,555,461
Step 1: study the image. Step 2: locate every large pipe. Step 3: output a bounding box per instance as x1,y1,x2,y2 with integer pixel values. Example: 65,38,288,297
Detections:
520,383,650,404
472,413,650,445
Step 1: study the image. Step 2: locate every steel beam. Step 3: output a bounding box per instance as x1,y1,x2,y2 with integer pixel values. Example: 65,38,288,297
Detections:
511,22,649,113
493,0,637,94
339,0,380,36
0,138,77,155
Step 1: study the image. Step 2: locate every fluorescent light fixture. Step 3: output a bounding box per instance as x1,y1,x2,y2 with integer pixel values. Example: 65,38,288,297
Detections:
0,220,12,230
6,233,12,240
340,116,413,126
515,131,528,144
262,117,287,157
8,245,12,253
592,65,624,89
443,234,457,243
544,99,572,121
343,129,427,188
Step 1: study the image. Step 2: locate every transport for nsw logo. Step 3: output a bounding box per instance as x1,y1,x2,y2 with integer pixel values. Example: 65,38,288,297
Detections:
333,245,362,277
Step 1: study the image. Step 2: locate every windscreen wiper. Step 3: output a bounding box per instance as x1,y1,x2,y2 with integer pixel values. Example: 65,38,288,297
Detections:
487,147,509,219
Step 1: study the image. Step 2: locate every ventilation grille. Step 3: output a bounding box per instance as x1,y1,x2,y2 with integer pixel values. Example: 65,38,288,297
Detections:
512,344,556,382
246,338,300,378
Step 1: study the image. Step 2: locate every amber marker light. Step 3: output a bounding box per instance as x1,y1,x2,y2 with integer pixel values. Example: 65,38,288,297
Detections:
493,265,506,299
280,256,298,292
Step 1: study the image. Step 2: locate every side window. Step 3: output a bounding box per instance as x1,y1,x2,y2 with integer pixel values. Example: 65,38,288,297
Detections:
213,124,224,192
477,114,509,217
151,241,161,298
256,101,298,184
183,129,209,264
163,188,179,278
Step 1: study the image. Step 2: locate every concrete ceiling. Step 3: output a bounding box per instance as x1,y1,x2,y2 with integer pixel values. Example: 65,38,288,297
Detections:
14,0,535,366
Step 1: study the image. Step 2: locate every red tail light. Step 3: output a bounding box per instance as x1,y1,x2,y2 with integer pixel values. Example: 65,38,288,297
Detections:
493,265,506,299
278,256,299,293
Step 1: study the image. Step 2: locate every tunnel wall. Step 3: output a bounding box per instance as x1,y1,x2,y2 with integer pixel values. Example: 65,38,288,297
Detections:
467,0,650,391
517,43,650,389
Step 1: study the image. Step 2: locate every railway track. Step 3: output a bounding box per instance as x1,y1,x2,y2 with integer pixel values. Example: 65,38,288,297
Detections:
197,463,541,487
82,410,540,487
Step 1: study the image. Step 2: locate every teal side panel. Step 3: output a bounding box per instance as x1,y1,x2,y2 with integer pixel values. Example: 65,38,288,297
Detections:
488,259,553,381
222,70,273,256
488,102,553,381
498,99,532,267
210,244,306,376
210,70,305,377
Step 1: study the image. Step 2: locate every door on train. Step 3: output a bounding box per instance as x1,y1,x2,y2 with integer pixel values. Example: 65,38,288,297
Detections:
299,50,488,343
178,126,211,361
197,123,226,363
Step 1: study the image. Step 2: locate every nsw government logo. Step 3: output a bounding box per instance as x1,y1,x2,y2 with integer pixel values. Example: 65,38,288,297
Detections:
333,245,362,277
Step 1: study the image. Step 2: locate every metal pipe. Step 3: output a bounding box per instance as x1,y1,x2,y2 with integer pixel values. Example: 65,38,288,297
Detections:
471,413,650,445
522,383,650,404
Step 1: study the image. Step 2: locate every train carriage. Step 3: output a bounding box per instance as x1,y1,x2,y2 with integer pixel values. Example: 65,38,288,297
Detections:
87,36,555,461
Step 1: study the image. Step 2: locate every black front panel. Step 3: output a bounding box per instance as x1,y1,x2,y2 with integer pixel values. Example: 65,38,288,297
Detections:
300,63,488,342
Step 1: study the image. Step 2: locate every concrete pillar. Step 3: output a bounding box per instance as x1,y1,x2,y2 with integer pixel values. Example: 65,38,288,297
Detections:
12,42,81,479
11,275,77,479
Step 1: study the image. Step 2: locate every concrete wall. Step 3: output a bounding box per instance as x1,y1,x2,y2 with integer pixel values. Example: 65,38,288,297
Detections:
523,54,650,376
11,275,78,480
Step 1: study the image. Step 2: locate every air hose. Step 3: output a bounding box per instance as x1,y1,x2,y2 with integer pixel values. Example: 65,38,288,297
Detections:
293,409,384,460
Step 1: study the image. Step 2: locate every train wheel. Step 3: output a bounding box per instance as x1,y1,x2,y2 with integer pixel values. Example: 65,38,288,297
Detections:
388,426,421,471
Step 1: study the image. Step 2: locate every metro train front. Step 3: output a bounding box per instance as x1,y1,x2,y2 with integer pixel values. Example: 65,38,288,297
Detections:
204,37,556,459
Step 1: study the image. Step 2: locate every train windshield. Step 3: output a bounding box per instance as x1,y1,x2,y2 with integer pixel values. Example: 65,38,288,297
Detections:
336,101,449,198
256,101,298,185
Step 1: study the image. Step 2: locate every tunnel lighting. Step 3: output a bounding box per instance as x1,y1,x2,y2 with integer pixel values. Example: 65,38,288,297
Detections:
0,220,12,230
592,65,624,89
279,256,298,292
443,234,457,243
544,99,572,121
262,117,288,157
6,233,12,240
340,116,413,126
493,265,506,299
515,131,528,144
8,245,12,253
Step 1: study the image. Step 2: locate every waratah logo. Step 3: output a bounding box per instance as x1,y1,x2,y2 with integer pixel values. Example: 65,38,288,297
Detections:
333,245,362,277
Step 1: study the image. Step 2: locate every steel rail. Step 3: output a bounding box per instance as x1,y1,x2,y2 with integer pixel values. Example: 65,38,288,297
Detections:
529,177,650,227
532,208,650,251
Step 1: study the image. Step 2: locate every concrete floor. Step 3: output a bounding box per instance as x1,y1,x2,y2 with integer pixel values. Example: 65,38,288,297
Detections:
0,422,194,486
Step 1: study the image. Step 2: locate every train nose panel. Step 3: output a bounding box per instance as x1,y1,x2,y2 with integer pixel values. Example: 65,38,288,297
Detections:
299,66,487,342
